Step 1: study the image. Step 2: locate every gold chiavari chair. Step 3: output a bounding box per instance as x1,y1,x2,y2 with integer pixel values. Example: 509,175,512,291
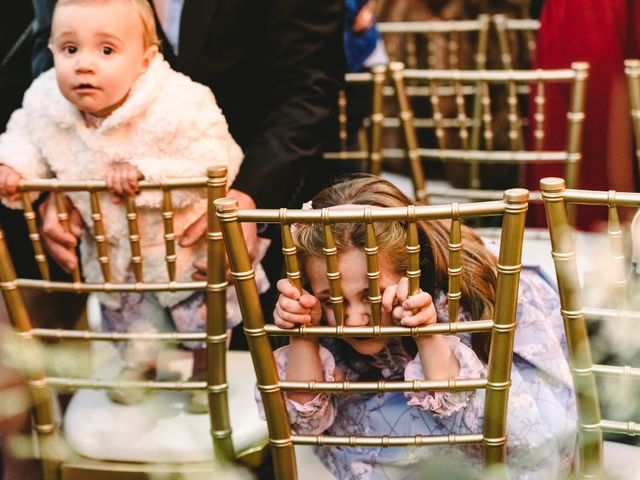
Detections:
392,61,588,206
492,15,540,71
324,66,387,171
541,177,640,479
376,18,490,195
0,166,267,480
215,188,529,479
326,65,429,205
377,16,491,71
625,59,640,177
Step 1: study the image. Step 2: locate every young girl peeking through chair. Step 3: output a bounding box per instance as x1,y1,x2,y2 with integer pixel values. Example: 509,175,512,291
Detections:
261,176,577,479
0,0,269,412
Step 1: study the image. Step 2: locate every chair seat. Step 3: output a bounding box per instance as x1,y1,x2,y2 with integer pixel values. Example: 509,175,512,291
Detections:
603,440,640,480
294,446,335,479
63,350,268,465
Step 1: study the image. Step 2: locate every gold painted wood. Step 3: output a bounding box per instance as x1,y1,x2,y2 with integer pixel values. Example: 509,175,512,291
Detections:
205,166,234,462
322,208,344,327
539,177,640,478
625,59,640,193
21,191,50,280
0,171,248,480
364,210,382,326
161,189,177,281
217,188,528,479
89,191,111,282
216,197,298,480
447,210,462,323
54,191,82,283
398,63,588,205
125,196,143,282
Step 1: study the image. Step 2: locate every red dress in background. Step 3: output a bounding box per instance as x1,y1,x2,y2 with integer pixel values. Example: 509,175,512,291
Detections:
526,0,640,230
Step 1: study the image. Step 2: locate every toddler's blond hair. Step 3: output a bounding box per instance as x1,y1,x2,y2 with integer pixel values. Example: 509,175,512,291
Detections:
53,0,161,49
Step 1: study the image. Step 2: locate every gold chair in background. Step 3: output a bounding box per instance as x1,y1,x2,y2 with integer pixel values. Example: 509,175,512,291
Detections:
0,167,267,479
216,188,529,479
625,59,640,176
541,177,640,479
377,16,491,71
393,62,588,205
327,64,429,204
492,14,540,71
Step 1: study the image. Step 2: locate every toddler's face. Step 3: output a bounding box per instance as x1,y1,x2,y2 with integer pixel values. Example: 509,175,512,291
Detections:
305,248,401,356
49,1,156,118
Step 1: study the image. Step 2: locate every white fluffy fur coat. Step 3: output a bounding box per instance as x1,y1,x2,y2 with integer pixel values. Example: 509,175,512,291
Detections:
0,55,243,308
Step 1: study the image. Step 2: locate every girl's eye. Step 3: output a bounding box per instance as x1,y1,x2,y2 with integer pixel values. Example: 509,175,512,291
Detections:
101,46,114,55
64,45,77,54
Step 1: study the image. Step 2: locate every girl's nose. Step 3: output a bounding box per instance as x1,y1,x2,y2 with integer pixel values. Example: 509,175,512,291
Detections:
344,304,371,327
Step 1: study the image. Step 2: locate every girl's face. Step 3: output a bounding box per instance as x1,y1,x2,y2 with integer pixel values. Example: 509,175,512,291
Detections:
50,1,157,118
305,248,401,356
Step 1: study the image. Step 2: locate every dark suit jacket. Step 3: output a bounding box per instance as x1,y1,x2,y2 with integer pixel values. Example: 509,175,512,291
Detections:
33,0,345,208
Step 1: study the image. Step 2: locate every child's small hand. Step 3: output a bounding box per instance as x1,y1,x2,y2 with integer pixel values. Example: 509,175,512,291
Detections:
0,165,23,202
273,278,322,329
105,162,143,204
382,277,437,327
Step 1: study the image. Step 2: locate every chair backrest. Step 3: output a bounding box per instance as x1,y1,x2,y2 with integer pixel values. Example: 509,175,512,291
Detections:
541,177,640,478
392,62,588,205
326,65,429,203
378,16,491,71
0,167,236,478
492,15,540,70
216,187,529,479
625,59,640,179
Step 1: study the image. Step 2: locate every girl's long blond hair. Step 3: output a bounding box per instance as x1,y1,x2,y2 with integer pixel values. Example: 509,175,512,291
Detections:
295,175,498,360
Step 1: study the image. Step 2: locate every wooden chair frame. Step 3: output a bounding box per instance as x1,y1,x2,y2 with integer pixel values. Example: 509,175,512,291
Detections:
541,177,640,479
377,16,491,71
327,64,429,203
0,167,261,479
625,59,640,181
393,62,588,206
492,15,540,71
216,188,529,479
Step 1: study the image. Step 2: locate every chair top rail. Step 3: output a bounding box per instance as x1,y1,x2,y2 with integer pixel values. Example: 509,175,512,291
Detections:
378,20,488,33
292,433,485,447
583,307,640,322
279,377,488,393
417,148,568,163
561,188,640,207
45,377,207,391
14,278,206,293
599,419,640,436
17,176,208,192
592,364,640,380
425,186,543,203
493,16,540,30
345,71,374,83
231,194,526,224
403,66,585,83
29,328,207,342
264,319,494,336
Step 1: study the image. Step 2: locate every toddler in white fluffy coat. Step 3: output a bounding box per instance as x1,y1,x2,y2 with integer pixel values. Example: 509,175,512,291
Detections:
0,0,268,408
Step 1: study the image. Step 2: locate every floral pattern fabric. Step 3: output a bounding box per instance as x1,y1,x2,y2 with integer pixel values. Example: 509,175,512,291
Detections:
256,266,577,480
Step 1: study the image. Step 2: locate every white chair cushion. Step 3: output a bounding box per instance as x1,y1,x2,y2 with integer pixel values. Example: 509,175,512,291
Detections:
295,445,335,479
63,350,268,464
603,440,640,480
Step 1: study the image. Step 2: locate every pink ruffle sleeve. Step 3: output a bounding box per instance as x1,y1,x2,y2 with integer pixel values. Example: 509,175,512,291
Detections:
404,335,485,417
254,344,337,434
